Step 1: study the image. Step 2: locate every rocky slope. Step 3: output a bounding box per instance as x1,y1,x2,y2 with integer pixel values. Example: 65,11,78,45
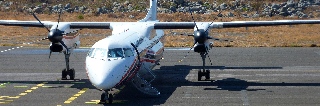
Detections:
0,0,320,47
1,0,320,18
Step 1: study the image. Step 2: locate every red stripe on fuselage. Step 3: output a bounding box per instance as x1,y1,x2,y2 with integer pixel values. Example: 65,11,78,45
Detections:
115,58,138,86
63,34,79,39
142,58,155,63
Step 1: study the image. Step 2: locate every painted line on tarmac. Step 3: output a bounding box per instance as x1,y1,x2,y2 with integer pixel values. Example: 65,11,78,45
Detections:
0,82,8,88
0,46,23,53
85,100,127,104
0,82,47,104
63,88,88,104
85,100,100,104
71,82,86,84
240,90,250,106
14,86,28,88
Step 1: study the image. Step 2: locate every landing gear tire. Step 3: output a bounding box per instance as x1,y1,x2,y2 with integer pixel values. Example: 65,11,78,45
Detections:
108,93,113,104
61,68,75,80
100,91,113,104
62,69,67,80
198,70,210,81
69,68,75,80
198,70,202,81
100,92,106,104
205,70,210,80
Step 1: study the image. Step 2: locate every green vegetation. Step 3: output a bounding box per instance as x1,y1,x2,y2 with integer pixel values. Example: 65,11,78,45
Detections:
77,14,84,20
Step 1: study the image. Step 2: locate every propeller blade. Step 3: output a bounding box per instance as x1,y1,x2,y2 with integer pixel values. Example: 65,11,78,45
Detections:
212,37,233,42
32,13,50,32
59,40,69,54
179,43,197,62
188,6,199,31
56,9,62,31
59,41,68,49
204,11,223,33
49,51,52,59
42,37,49,40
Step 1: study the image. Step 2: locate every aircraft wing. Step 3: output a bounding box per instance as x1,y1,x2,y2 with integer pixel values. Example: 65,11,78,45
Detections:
0,20,112,29
1,20,320,30
0,20,54,27
153,20,320,29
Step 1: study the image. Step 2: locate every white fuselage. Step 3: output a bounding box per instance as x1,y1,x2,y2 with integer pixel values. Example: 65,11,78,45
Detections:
85,22,164,90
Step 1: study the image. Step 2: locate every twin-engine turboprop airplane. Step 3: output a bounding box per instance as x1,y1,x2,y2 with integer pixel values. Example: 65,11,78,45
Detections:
1,0,320,104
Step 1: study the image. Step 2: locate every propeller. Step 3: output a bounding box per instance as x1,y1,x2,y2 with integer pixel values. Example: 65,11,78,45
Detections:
32,9,69,58
176,7,223,62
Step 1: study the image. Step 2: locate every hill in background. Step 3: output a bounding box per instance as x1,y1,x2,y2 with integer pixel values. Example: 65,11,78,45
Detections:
0,0,320,47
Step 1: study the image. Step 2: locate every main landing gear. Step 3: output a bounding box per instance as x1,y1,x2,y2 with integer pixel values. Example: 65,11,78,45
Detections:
100,89,114,104
61,51,75,80
198,52,210,81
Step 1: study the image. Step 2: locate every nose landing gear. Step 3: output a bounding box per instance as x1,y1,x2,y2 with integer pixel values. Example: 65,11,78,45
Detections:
198,52,211,81
100,89,114,104
61,51,76,80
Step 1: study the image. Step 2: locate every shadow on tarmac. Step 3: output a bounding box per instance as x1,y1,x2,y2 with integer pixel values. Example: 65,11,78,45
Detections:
110,65,319,105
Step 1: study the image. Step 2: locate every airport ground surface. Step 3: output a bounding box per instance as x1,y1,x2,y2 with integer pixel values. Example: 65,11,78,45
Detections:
1,47,320,105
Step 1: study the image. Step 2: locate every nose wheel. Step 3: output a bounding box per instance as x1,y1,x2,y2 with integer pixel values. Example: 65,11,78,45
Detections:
100,90,114,104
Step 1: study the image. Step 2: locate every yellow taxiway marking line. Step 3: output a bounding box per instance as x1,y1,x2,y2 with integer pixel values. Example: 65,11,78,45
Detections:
25,90,33,93
64,88,88,104
19,93,27,96
7,96,20,99
0,82,47,104
14,86,28,88
85,100,128,104
30,87,38,90
85,100,100,104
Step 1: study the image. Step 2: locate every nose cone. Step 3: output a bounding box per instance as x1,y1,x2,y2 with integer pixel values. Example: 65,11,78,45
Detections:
86,58,118,89
88,69,114,89
86,57,133,90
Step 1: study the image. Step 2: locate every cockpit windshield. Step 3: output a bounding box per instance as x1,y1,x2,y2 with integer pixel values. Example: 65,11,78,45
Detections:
87,48,108,58
87,48,134,58
108,48,123,58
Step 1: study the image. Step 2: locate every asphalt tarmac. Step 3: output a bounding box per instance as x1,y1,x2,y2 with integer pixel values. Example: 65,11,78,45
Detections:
1,47,320,105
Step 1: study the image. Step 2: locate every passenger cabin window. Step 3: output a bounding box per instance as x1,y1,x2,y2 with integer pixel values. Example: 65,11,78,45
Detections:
108,48,124,58
124,48,134,57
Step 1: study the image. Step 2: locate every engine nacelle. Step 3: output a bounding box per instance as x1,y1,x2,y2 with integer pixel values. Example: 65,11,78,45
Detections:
50,44,63,52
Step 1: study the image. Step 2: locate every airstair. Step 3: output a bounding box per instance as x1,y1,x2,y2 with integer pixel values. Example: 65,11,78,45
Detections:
131,67,160,96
